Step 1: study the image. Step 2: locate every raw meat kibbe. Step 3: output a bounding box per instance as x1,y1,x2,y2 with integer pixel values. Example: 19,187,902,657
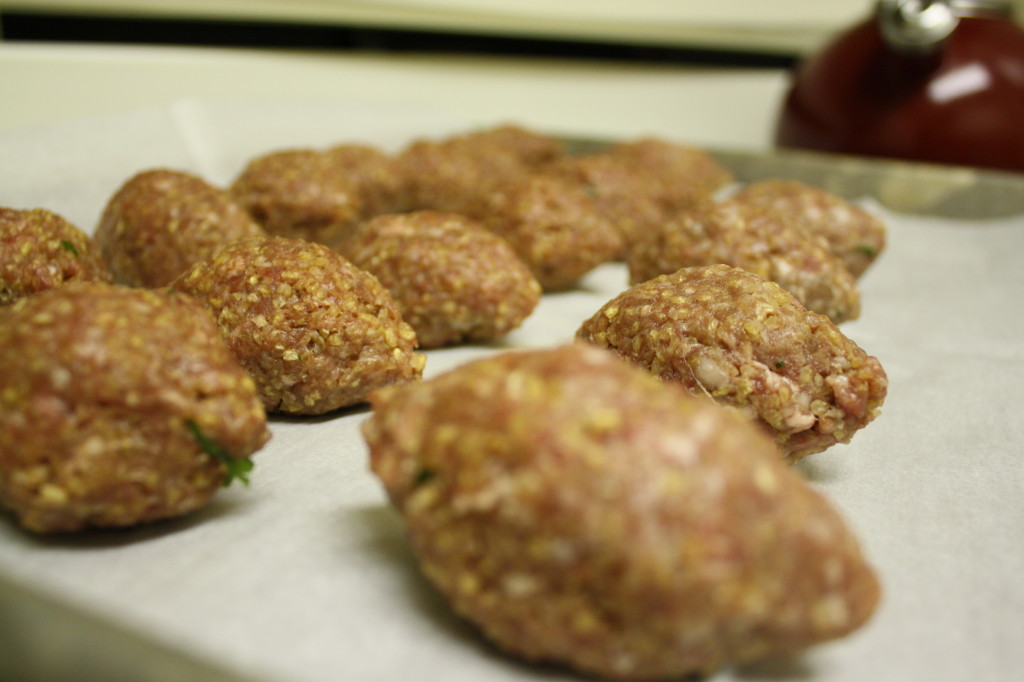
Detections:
731,179,886,277
398,124,564,213
173,236,424,415
544,139,733,257
0,282,270,534
364,344,880,681
464,173,624,291
628,198,861,323
229,149,364,245
542,154,679,259
324,143,409,216
605,137,735,199
94,169,265,288
577,265,888,461
1,207,112,306
336,211,541,349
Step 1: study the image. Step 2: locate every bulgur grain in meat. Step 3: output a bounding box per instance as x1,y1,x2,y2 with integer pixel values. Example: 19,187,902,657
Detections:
465,174,624,291
732,179,886,277
336,211,540,349
577,265,887,461
398,125,563,213
0,282,270,533
94,169,265,288
173,236,424,415
628,199,861,323
1,207,112,306
229,149,363,245
364,344,880,680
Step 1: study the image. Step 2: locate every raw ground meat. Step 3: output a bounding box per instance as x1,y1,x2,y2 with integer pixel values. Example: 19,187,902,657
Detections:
577,264,888,461
364,343,881,680
0,282,270,533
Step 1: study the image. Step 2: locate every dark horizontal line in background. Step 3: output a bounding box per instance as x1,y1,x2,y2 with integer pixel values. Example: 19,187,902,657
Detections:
0,10,797,68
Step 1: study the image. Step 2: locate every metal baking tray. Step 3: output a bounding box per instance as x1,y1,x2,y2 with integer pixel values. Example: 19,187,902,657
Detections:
564,135,1024,219
2,110,1023,682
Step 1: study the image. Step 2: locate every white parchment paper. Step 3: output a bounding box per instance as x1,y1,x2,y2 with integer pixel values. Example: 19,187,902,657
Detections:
1,99,1022,682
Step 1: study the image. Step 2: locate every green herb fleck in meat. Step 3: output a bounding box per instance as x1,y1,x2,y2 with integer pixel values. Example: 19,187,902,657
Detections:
413,467,437,487
59,240,79,257
186,419,254,487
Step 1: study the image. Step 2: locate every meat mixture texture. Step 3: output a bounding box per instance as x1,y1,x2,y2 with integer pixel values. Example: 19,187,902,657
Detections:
336,211,541,348
577,265,888,461
464,173,624,291
627,198,861,323
229,148,365,245
604,138,735,205
324,143,410,217
397,126,597,290
594,138,735,250
173,236,424,415
1,207,112,306
731,179,887,277
398,124,564,214
94,169,266,288
0,282,270,533
364,343,881,680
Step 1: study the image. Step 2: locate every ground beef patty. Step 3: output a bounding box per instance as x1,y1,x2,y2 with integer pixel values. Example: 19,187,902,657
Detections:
577,265,888,461
173,236,424,415
94,169,266,288
1,207,113,306
336,211,541,349
628,199,861,323
0,282,270,533
364,344,880,680
731,179,887,277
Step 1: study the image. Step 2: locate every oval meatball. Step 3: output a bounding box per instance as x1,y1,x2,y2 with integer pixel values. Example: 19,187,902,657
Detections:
731,179,886,277
605,137,735,204
229,149,364,245
577,265,887,461
336,211,541,349
399,125,563,213
1,207,112,306
94,169,265,288
324,143,410,217
173,236,424,415
466,173,624,291
542,154,672,260
364,343,880,680
627,199,861,323
0,282,270,533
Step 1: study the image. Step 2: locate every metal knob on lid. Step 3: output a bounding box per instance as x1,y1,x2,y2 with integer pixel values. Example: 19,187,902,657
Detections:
878,0,960,51
878,0,1013,51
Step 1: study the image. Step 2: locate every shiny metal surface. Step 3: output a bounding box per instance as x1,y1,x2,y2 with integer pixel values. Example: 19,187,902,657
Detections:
563,136,1024,218
878,0,961,52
